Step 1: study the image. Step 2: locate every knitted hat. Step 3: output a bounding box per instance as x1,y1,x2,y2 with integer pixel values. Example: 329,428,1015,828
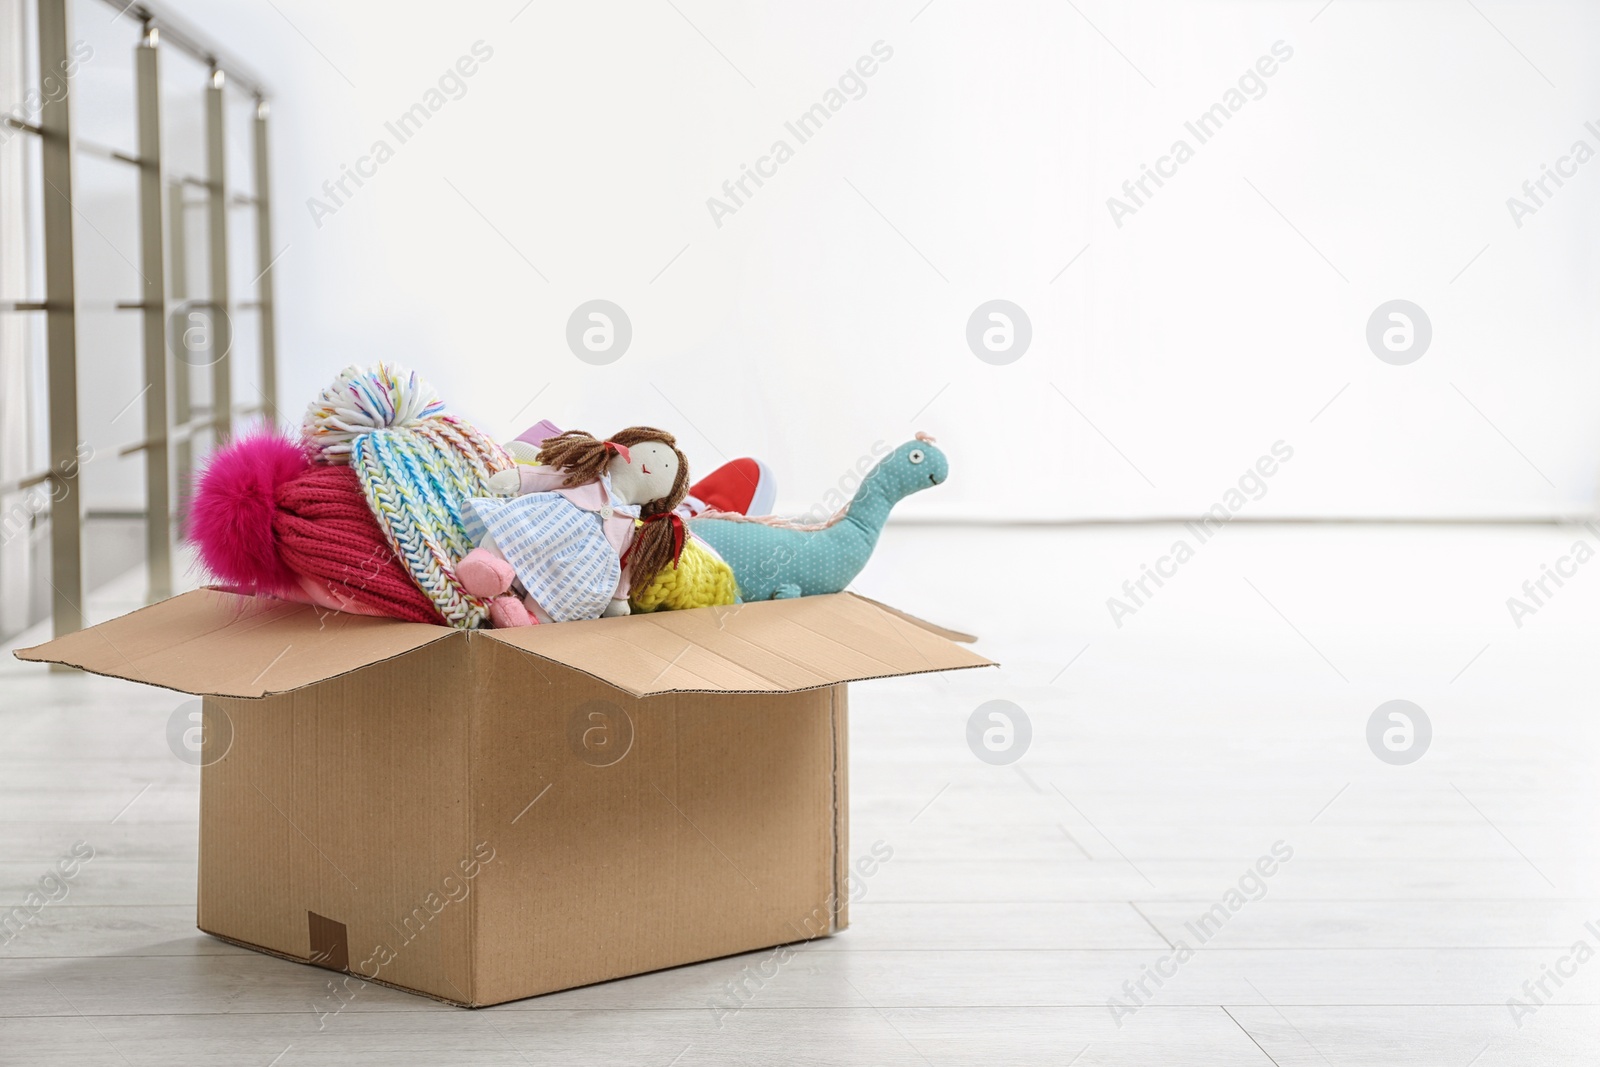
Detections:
188,428,444,624
275,464,445,624
302,365,513,628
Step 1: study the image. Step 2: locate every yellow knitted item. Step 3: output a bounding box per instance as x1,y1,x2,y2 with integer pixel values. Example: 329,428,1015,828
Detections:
631,536,738,612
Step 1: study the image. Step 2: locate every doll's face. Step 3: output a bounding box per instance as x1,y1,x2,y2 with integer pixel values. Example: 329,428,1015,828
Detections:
608,440,679,505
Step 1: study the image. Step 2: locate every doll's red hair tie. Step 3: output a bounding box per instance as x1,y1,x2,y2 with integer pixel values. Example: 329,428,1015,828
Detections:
621,512,686,569
603,440,631,462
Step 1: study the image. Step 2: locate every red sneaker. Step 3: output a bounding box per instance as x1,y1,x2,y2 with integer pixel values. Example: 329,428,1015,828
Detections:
685,457,775,517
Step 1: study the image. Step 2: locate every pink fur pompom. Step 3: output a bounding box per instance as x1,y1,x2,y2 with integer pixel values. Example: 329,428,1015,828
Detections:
187,429,309,595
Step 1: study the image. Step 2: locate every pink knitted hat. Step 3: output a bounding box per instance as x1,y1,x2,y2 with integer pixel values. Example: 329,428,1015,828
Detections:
188,428,443,624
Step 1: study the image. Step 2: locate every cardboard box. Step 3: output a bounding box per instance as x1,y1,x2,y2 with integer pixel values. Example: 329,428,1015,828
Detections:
17,589,990,1006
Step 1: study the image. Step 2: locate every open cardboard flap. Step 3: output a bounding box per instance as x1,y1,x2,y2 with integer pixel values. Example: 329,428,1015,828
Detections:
12,589,455,698
481,592,993,697
843,593,978,644
15,588,994,699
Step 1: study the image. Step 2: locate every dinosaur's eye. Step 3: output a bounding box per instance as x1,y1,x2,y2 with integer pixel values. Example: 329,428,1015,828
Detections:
908,449,925,464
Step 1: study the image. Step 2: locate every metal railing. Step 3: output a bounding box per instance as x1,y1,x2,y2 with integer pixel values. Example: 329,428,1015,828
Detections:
2,0,277,638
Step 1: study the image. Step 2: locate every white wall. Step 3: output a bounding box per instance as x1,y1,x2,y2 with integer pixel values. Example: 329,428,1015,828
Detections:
71,0,1600,520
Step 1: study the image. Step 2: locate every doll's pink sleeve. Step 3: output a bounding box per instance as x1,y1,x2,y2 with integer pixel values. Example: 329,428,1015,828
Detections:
517,466,570,494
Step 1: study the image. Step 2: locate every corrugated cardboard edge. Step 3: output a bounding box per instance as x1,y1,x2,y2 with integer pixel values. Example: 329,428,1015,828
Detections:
11,601,461,700
463,634,487,1007
7,592,203,684
843,594,978,644
200,927,478,1007
475,633,993,700
831,685,849,933
9,640,459,700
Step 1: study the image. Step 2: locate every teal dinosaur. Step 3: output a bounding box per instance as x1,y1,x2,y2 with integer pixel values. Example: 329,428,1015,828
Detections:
689,438,948,601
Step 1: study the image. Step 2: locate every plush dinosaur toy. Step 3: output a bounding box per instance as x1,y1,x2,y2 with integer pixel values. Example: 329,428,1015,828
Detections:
689,435,947,601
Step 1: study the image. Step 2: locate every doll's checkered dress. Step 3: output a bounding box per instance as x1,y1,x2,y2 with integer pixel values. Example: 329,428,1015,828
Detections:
466,490,635,622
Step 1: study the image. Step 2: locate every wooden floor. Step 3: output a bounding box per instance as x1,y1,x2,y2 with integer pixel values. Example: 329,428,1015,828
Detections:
3,523,1597,1065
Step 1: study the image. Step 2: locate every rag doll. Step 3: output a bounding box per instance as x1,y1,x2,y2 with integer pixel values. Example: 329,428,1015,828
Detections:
457,428,691,627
